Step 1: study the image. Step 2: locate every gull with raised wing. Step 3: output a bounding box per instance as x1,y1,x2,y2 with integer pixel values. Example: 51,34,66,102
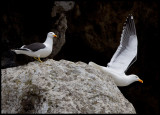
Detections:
89,14,143,87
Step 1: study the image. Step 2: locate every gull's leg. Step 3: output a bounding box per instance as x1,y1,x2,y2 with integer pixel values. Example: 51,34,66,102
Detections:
34,57,39,61
38,57,43,63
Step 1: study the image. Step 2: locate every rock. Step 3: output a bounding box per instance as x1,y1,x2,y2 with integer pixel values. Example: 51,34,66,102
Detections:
59,1,160,114
52,1,75,17
49,1,75,58
1,59,136,114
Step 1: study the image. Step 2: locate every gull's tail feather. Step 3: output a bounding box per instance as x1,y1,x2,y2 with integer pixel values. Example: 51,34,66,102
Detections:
11,47,30,54
88,61,104,71
11,49,21,54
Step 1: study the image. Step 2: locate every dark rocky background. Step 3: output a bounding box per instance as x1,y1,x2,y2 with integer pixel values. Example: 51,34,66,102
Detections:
1,0,160,114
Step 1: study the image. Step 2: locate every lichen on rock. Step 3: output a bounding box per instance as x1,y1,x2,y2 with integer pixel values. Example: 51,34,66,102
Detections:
1,59,136,113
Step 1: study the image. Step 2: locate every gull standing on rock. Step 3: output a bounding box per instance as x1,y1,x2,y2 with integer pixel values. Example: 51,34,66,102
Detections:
12,32,57,63
89,14,143,87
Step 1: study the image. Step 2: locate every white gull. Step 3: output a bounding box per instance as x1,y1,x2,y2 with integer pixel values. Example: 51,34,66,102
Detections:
12,32,57,62
89,14,143,87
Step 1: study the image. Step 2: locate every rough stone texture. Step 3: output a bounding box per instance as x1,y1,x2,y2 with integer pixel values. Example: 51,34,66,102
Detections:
1,59,136,114
52,1,75,17
50,1,75,58
59,2,160,114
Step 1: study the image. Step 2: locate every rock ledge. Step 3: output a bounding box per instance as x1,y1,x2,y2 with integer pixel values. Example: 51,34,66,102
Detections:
1,59,136,113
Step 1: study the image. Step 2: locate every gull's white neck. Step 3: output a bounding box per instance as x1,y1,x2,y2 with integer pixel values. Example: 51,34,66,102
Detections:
104,68,135,86
43,37,53,49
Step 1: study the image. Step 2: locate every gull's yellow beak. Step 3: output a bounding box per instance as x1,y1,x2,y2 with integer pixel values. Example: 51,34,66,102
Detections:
138,79,143,83
53,35,57,38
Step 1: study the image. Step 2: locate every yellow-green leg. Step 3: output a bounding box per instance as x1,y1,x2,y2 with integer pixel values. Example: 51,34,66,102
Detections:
34,57,43,63
38,57,43,63
34,57,39,61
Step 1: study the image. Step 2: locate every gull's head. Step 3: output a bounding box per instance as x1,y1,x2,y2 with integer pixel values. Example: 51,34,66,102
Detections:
130,74,143,83
47,32,57,38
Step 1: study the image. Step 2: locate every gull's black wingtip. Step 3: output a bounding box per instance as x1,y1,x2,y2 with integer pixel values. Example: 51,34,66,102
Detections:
128,14,134,19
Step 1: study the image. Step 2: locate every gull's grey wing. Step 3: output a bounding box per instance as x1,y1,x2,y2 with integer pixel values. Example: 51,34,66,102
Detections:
19,43,46,52
107,14,138,73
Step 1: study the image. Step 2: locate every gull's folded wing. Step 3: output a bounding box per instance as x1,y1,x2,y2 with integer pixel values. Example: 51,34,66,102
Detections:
20,43,46,52
107,14,138,73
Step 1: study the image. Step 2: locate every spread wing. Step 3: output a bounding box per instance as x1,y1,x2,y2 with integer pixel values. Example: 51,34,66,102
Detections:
107,14,138,73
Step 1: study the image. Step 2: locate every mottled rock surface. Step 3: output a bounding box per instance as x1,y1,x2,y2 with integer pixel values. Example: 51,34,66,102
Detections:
1,59,136,114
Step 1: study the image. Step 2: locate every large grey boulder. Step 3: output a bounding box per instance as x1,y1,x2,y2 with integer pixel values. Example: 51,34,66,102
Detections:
1,59,136,114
